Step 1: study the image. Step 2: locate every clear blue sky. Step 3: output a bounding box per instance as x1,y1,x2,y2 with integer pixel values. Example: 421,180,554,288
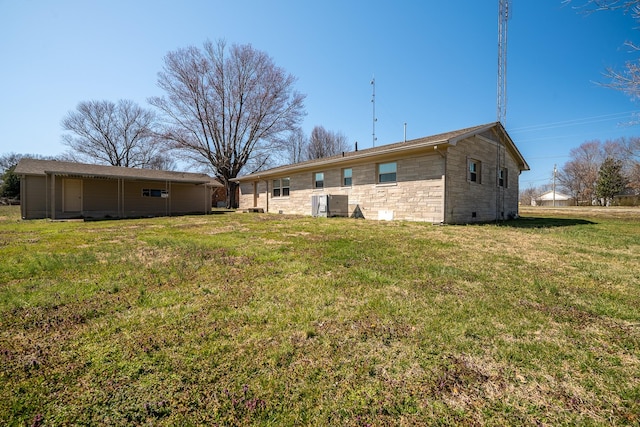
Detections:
1,0,638,188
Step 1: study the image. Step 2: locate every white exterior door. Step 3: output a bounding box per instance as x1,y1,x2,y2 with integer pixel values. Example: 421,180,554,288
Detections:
63,179,82,212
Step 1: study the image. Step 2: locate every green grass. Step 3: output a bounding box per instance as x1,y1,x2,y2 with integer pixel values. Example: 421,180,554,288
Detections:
1,205,639,426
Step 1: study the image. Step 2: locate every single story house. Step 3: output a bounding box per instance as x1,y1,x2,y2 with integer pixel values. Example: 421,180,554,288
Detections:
15,159,222,220
613,187,640,206
234,122,529,224
531,190,574,207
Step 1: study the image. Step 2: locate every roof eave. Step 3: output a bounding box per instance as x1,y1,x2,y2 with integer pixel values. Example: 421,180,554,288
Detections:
234,139,452,181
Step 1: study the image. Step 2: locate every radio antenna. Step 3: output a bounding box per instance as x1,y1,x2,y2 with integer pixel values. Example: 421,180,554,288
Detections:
371,76,377,147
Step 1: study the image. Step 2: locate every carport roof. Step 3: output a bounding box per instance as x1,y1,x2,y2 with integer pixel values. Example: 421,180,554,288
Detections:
15,159,222,186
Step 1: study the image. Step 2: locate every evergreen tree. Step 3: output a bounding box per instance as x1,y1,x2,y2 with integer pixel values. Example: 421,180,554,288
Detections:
0,165,20,199
596,157,627,205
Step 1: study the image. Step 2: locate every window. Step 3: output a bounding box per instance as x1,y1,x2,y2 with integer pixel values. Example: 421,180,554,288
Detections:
499,168,508,187
142,189,168,198
378,162,397,183
314,172,324,189
272,178,290,197
342,168,352,186
468,159,481,183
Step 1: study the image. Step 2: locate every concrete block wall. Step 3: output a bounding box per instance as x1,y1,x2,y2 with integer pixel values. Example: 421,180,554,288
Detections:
444,135,520,223
239,153,446,223
238,134,523,224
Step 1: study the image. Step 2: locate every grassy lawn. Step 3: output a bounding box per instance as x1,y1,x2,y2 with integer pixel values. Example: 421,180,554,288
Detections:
1,205,638,426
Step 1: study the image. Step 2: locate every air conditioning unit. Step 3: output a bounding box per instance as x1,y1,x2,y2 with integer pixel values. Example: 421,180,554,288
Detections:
311,194,348,217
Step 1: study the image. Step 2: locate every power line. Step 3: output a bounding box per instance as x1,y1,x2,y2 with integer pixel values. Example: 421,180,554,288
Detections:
509,110,640,133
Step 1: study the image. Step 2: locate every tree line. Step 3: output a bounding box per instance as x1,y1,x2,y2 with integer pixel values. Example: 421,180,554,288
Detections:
1,40,350,208
520,0,640,206
520,137,640,206
559,138,639,205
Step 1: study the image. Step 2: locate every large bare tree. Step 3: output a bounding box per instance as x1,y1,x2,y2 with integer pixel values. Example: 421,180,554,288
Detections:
61,100,165,168
558,141,603,204
149,40,306,208
306,126,350,160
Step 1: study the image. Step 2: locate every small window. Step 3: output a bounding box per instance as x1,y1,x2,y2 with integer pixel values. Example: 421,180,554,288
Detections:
272,179,280,197
314,172,324,189
468,159,481,183
142,189,168,198
499,168,508,187
343,168,352,186
378,162,397,183
272,178,290,197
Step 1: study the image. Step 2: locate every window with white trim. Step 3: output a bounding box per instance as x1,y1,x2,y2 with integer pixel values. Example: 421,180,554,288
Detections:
142,189,169,198
499,167,508,187
342,168,352,186
272,177,290,197
314,172,324,189
468,159,481,183
378,162,397,183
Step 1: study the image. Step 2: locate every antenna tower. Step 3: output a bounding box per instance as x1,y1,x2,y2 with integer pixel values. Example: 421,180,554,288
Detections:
371,77,377,147
497,0,511,124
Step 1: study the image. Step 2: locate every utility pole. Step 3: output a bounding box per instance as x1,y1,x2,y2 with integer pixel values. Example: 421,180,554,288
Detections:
553,164,557,207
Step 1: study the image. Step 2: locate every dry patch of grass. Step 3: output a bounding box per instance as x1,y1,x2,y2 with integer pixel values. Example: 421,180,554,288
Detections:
0,205,638,425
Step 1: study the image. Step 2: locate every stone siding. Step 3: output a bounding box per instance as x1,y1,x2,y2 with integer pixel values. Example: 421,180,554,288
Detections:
240,153,446,222
444,135,520,223
238,133,522,224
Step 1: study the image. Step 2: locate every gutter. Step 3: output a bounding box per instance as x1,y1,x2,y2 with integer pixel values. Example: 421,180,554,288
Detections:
233,140,453,182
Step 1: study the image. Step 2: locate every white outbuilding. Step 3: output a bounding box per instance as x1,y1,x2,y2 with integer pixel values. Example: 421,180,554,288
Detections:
532,190,574,207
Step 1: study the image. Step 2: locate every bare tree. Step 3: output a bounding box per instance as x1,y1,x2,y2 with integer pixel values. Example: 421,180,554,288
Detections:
563,0,640,100
149,40,306,208
282,128,308,164
306,126,350,160
619,136,640,191
519,186,540,206
558,141,603,204
630,162,640,191
62,100,165,168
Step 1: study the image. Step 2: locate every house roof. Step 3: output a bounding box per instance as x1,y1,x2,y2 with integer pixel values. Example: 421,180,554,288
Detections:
15,159,223,186
536,190,572,201
234,122,529,181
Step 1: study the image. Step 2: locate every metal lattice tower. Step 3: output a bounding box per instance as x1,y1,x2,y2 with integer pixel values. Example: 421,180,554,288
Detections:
497,0,511,125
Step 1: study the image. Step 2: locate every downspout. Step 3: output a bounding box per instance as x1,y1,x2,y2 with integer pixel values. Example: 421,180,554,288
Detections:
51,173,56,220
119,179,124,218
44,174,48,219
20,175,26,219
166,180,170,216
437,147,448,224
205,184,209,214
118,178,122,218
265,179,269,213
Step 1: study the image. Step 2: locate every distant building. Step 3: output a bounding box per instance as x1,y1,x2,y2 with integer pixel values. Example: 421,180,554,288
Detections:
613,187,640,206
234,122,529,224
15,159,222,220
531,190,573,207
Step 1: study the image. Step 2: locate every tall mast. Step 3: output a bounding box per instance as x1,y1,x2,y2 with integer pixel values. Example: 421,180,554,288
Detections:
371,76,377,147
497,0,511,125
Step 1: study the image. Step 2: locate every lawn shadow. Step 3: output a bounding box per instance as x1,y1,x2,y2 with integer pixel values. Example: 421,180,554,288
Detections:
498,217,596,229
